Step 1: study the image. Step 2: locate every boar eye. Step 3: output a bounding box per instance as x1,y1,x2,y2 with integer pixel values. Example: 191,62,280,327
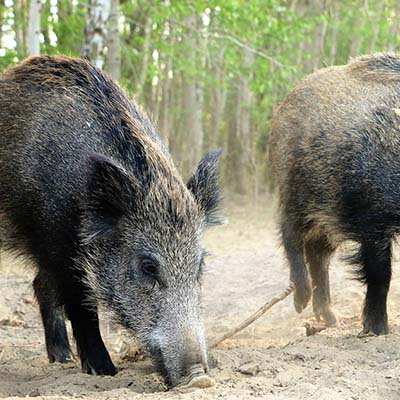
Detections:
139,257,159,281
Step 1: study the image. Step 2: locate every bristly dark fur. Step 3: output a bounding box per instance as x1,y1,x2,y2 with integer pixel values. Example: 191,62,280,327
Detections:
349,52,400,79
0,55,222,386
268,52,400,335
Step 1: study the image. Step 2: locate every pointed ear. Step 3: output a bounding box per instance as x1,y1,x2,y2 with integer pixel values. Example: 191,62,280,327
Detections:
187,149,223,226
84,154,139,241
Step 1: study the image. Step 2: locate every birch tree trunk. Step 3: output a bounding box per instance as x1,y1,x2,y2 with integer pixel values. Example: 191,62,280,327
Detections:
27,0,42,56
106,0,121,81
82,0,111,69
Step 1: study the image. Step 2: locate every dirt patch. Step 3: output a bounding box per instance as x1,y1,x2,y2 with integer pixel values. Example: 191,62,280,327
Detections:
1,203,400,399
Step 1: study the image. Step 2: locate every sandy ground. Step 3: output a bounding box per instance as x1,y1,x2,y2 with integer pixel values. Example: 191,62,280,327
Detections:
1,202,400,399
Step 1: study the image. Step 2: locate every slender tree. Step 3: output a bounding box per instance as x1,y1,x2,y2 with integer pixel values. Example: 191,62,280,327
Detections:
182,15,204,171
158,46,173,146
106,0,121,80
14,0,27,58
136,14,152,100
27,0,42,55
82,0,111,69
0,1,4,48
207,47,226,151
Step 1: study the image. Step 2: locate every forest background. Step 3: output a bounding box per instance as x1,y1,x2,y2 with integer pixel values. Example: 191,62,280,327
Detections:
0,0,397,198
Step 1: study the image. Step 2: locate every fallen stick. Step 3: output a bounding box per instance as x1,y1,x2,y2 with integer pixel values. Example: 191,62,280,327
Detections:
210,283,295,349
304,322,327,336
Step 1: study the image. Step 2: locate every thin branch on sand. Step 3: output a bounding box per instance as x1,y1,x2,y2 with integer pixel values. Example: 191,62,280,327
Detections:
210,284,295,348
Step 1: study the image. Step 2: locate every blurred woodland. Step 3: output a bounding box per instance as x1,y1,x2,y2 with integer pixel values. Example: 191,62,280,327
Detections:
0,0,399,197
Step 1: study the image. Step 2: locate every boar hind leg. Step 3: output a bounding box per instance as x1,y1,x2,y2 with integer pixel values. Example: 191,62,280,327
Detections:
33,273,72,363
358,237,391,336
305,236,337,326
65,302,117,376
281,221,311,313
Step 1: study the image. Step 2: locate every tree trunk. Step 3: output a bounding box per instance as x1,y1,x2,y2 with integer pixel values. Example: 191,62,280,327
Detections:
226,91,238,190
181,15,204,173
82,0,111,69
14,0,27,58
388,3,400,52
182,76,204,173
150,76,161,127
329,2,339,64
295,2,311,72
207,47,226,151
234,47,254,194
312,0,327,70
349,0,367,58
169,74,184,166
27,0,42,56
41,0,50,50
136,15,152,100
158,53,173,146
106,0,121,81
369,1,383,53
0,0,4,48
369,1,385,53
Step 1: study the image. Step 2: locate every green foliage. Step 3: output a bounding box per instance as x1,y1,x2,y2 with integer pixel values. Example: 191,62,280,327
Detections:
47,1,86,57
0,49,17,71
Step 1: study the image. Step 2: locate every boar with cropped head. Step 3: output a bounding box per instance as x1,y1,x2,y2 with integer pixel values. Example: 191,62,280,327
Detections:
0,55,222,388
269,53,400,336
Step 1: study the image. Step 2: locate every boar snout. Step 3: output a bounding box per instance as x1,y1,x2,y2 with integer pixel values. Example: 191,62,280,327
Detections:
149,322,211,388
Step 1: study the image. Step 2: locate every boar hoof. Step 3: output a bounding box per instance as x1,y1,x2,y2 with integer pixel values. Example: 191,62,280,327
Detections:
315,307,337,327
48,353,73,364
360,317,389,336
48,347,73,364
82,359,117,376
294,282,312,313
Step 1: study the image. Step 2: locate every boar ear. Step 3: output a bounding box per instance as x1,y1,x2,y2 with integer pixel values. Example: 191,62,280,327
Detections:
187,149,223,226
84,154,138,240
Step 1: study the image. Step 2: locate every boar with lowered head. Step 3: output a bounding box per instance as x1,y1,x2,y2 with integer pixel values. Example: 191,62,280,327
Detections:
0,56,222,388
269,53,400,336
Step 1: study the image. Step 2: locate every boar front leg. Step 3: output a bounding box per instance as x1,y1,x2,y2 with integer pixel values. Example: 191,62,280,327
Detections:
65,300,117,376
33,272,72,363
